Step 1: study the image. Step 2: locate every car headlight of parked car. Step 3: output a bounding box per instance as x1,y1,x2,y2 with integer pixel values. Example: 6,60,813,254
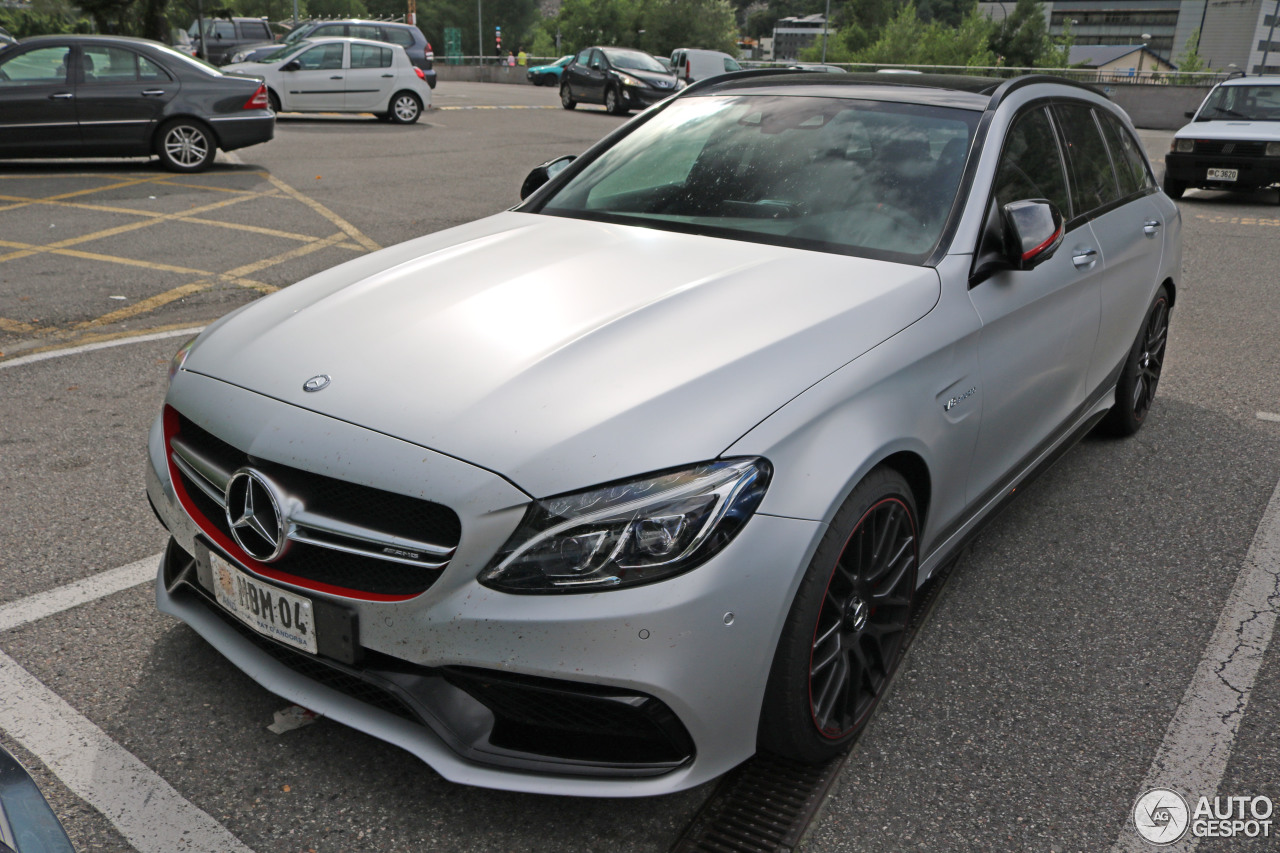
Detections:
615,72,647,89
480,458,771,593
1174,138,1194,152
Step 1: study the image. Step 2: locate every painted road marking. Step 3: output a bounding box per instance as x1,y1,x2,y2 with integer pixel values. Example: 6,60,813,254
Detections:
0,551,258,852
0,326,204,370
1257,412,1280,423
435,104,559,110
1194,213,1280,228
263,173,380,252
1111,476,1280,851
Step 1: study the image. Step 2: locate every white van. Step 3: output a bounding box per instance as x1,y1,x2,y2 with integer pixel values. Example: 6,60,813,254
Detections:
669,48,741,84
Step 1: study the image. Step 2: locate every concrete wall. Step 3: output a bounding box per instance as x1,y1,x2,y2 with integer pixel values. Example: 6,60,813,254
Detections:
1098,82,1213,127
436,64,537,85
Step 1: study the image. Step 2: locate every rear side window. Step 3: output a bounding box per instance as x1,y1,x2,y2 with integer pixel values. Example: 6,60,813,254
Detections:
724,56,741,72
242,22,271,40
351,43,391,68
348,25,381,40
385,28,414,47
1097,112,1153,196
1055,103,1121,215
994,106,1071,217
313,24,345,38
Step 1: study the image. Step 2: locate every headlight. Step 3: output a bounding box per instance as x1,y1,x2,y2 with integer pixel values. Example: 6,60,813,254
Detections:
168,335,198,384
230,51,247,63
615,72,645,88
1174,138,1194,153
1267,141,1280,156
479,458,771,593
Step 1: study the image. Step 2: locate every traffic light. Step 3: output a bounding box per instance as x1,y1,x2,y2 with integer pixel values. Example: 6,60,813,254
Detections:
495,25,501,53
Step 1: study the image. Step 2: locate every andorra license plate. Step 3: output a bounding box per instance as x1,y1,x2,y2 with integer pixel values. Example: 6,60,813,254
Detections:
1207,168,1238,182
212,551,318,654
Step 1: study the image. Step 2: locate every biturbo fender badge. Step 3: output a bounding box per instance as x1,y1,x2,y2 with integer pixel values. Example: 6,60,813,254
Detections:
303,374,331,392
225,469,288,561
944,387,977,412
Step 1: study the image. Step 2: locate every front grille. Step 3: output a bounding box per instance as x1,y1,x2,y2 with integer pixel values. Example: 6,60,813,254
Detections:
168,409,461,598
1192,140,1268,156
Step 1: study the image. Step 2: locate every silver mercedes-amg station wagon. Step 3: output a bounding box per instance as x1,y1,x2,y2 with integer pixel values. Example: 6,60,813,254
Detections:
146,72,1181,796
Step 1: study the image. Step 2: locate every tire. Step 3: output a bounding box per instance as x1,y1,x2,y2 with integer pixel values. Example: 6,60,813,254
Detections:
267,89,281,113
1100,285,1170,436
604,86,628,115
758,467,918,764
560,83,576,110
155,118,216,173
1162,171,1185,200
388,91,422,124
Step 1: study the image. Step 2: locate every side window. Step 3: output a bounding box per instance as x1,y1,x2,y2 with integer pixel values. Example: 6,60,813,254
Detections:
244,22,271,40
212,21,235,39
138,55,171,82
0,45,72,84
575,48,592,65
385,28,414,47
1055,103,1121,215
1098,112,1154,195
351,44,391,69
592,49,606,68
296,44,345,70
314,25,345,38
348,25,381,40
993,106,1071,217
724,57,741,72
81,46,140,82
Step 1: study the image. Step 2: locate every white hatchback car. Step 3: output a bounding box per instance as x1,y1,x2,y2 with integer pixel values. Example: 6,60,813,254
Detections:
224,37,430,123
1164,74,1280,200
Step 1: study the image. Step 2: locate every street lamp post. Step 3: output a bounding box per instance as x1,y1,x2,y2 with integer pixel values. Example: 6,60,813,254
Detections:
1139,31,1152,78
821,0,830,62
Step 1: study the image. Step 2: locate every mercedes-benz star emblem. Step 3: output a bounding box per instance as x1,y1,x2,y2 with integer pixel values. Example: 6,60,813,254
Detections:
303,374,331,392
224,469,288,561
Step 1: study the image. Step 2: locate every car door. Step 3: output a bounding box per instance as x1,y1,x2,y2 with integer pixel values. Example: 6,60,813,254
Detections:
563,47,592,99
966,103,1103,504
0,43,80,156
345,42,394,110
1075,106,1170,392
280,42,346,111
74,45,176,155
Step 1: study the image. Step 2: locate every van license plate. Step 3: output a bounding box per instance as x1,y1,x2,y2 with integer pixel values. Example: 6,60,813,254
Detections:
1207,168,1238,181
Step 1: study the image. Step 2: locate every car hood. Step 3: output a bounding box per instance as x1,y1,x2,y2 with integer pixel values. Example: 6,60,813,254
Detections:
183,212,939,497
1175,119,1280,141
223,61,276,75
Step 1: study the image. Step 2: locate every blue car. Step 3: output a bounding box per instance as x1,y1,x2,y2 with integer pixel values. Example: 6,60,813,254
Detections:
527,54,572,86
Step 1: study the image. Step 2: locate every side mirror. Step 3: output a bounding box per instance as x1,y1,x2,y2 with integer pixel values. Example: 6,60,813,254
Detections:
590,61,601,70
1002,199,1063,271
281,60,300,71
520,154,576,200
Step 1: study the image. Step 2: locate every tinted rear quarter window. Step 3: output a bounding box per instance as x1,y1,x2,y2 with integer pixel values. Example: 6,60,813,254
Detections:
385,28,414,47
1097,112,1153,196
1055,103,1121,215
243,22,271,40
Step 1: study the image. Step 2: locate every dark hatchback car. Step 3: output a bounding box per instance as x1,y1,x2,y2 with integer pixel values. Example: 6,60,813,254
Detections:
229,19,436,88
0,35,273,172
188,16,274,66
560,46,681,115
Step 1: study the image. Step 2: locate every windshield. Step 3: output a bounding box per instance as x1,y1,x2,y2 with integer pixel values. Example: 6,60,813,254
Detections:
261,40,308,62
537,95,978,262
603,49,668,74
1199,84,1280,121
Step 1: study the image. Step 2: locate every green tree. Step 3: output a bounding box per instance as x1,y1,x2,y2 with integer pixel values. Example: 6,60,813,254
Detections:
989,0,1051,67
1175,28,1206,74
546,0,642,53
637,0,738,55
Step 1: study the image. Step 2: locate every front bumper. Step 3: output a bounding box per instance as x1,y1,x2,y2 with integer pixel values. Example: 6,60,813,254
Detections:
1165,151,1280,189
146,371,821,796
620,85,675,109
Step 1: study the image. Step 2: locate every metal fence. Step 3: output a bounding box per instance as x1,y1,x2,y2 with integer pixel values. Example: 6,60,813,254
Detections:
740,60,1233,86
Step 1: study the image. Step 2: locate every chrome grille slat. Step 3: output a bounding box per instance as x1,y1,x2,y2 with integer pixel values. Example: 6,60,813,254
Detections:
171,450,229,507
290,508,455,558
289,530,451,568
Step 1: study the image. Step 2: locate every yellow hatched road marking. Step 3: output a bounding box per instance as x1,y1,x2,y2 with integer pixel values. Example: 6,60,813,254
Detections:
0,318,43,335
263,173,380,252
73,283,212,330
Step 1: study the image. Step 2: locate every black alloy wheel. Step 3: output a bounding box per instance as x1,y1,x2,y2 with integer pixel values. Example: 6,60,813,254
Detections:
759,467,918,763
1101,285,1170,436
560,83,576,110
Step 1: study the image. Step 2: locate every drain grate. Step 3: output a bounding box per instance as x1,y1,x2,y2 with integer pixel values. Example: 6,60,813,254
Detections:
671,550,966,853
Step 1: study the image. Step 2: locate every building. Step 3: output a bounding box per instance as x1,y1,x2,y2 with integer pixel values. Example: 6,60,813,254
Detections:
1068,43,1179,73
979,0,1280,72
771,14,833,61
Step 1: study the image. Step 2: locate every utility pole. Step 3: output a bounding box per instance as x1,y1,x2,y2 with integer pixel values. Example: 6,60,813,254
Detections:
477,0,483,62
821,0,830,62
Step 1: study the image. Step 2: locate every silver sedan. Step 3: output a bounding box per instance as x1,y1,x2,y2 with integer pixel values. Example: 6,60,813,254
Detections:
145,72,1180,796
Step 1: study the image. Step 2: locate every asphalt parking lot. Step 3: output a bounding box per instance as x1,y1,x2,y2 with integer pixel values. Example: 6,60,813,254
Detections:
2,82,1279,853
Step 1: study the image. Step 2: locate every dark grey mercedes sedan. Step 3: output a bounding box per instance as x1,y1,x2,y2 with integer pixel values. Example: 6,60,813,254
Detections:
0,35,273,172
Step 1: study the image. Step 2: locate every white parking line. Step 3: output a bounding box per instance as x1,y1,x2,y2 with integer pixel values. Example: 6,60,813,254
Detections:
0,555,257,853
0,326,204,371
1111,477,1280,851
1258,412,1280,423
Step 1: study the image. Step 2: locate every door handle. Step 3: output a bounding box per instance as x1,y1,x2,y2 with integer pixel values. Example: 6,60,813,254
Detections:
381,73,394,78
330,75,343,79
1072,248,1098,269
49,92,74,100
1143,219,1161,236
141,89,166,96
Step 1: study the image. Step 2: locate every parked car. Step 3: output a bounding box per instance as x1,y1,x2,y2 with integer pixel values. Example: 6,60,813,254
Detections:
526,54,572,86
188,16,274,66
147,72,1179,798
0,744,76,853
0,35,273,172
224,38,430,123
560,46,680,114
669,47,740,84
228,19,436,88
1164,74,1280,201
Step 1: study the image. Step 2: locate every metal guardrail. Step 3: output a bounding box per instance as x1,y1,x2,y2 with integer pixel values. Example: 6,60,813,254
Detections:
739,60,1233,86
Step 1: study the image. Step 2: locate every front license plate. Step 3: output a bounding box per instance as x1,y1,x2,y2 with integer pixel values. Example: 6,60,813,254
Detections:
1207,168,1238,181
212,552,318,654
